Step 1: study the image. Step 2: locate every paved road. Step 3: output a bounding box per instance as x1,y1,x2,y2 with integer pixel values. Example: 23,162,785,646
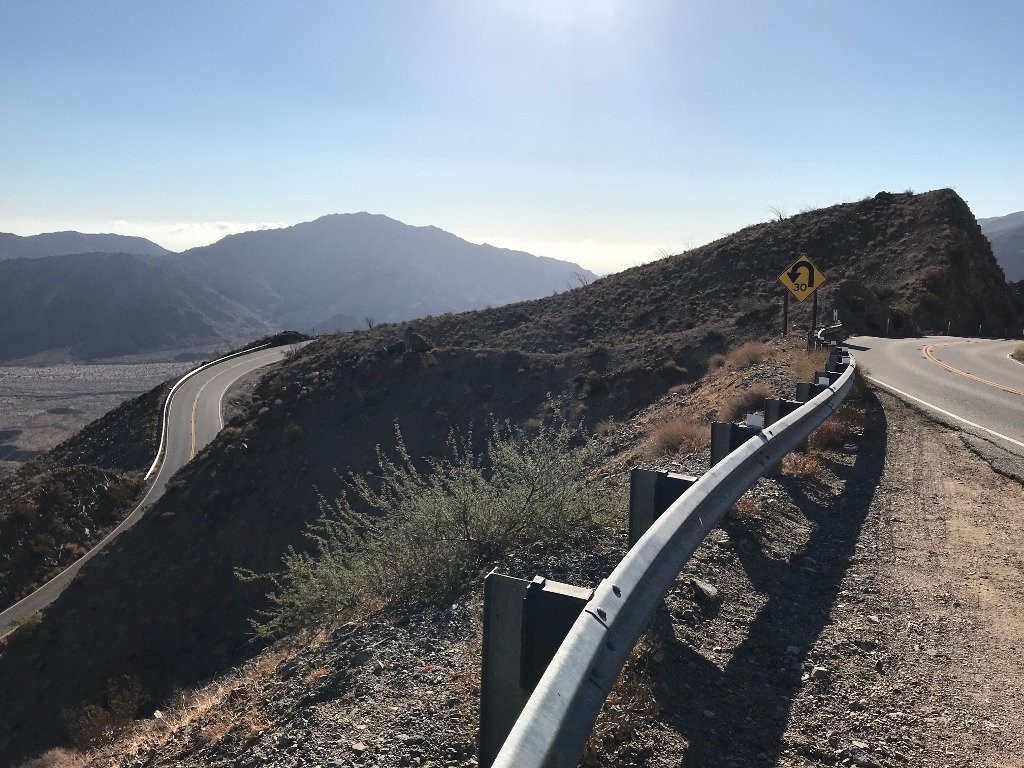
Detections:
0,344,294,636
849,336,1024,456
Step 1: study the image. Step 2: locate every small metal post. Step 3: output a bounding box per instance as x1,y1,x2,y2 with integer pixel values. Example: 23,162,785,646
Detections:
479,572,592,768
628,468,698,545
710,422,761,466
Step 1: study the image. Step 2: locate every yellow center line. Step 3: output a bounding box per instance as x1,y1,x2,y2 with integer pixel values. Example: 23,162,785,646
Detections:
922,343,1024,397
189,356,266,458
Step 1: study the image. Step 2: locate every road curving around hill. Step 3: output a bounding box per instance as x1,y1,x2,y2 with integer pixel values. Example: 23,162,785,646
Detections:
848,336,1024,456
0,343,297,637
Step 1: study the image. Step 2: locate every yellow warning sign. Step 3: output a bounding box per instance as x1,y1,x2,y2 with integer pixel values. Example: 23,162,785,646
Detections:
778,254,827,302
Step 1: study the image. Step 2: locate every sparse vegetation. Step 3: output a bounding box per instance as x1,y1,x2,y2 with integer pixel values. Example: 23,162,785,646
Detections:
725,340,773,368
245,419,618,637
810,404,863,450
646,418,707,456
1013,344,1024,363
789,348,828,382
781,452,824,478
718,384,772,422
62,677,146,748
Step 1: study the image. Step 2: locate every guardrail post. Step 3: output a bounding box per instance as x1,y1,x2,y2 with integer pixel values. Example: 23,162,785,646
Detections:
815,370,842,386
710,422,761,466
480,571,592,768
628,468,698,545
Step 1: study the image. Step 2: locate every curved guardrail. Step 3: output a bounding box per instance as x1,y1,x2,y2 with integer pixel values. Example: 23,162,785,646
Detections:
492,354,856,768
143,343,270,480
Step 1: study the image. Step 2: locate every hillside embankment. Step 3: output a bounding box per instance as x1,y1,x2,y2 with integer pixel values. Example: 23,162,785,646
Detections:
2,189,1021,762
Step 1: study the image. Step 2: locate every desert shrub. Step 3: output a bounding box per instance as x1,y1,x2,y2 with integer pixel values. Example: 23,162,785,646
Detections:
16,748,88,768
790,349,827,382
708,353,727,370
718,384,772,422
646,419,707,456
809,407,862,450
63,676,146,748
585,371,608,398
781,452,823,478
725,340,773,368
246,420,618,637
730,493,760,520
1013,344,1024,363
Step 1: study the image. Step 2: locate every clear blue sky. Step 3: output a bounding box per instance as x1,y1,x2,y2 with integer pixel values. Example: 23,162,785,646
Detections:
1,1,1021,272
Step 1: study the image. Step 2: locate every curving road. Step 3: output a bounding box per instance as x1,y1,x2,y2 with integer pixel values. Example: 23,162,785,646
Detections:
848,336,1024,456
0,344,296,636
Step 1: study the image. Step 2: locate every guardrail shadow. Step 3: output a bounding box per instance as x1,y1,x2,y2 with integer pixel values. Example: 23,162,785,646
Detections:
652,384,887,767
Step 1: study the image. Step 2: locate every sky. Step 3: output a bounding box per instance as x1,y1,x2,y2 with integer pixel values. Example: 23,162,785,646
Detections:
1,1,1021,274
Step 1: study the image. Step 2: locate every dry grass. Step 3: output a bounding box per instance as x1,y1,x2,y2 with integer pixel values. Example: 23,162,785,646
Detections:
718,384,772,422
708,352,727,370
781,452,824,478
582,640,659,766
725,340,774,368
730,493,760,520
646,418,708,456
789,349,828,382
302,665,331,686
16,748,88,768
1013,344,1024,364
809,403,864,450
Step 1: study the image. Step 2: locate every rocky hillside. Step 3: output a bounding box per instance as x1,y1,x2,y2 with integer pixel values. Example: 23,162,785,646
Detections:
0,231,170,260
1,188,1019,761
0,253,270,361
978,210,1024,281
171,213,596,330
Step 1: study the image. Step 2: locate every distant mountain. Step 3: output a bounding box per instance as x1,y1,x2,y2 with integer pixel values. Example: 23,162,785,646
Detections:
0,231,170,260
978,212,1024,281
172,213,596,330
0,253,269,361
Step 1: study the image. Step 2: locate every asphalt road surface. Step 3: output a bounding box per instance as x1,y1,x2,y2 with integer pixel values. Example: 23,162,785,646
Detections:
849,336,1024,457
0,344,294,636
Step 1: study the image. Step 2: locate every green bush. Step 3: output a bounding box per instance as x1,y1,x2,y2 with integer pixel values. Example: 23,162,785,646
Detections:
245,419,617,637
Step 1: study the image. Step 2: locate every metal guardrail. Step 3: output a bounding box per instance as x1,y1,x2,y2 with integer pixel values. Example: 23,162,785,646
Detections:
489,347,856,768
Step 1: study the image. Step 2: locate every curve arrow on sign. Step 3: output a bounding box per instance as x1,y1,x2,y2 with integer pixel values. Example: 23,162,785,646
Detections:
787,260,815,288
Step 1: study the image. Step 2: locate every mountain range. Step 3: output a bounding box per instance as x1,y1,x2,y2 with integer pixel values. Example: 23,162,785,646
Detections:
978,211,1024,281
0,216,595,361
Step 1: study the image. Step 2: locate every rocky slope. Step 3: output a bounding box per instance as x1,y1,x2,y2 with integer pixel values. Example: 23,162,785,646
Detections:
2,189,1019,761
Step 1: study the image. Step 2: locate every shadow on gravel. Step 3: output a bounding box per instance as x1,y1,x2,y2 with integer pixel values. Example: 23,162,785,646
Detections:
655,384,888,768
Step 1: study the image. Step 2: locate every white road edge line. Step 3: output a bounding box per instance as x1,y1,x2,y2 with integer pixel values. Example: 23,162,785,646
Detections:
144,343,271,480
866,375,1024,451
0,343,276,633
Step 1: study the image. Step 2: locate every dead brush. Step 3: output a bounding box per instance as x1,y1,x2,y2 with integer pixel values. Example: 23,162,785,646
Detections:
718,384,772,422
582,640,659,766
730,493,760,520
789,349,827,382
725,340,773,368
646,418,707,456
781,452,823,478
810,404,864,450
15,748,89,768
1013,344,1024,363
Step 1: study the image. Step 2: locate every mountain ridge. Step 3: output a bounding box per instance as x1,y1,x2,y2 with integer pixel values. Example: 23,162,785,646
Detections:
978,210,1024,281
